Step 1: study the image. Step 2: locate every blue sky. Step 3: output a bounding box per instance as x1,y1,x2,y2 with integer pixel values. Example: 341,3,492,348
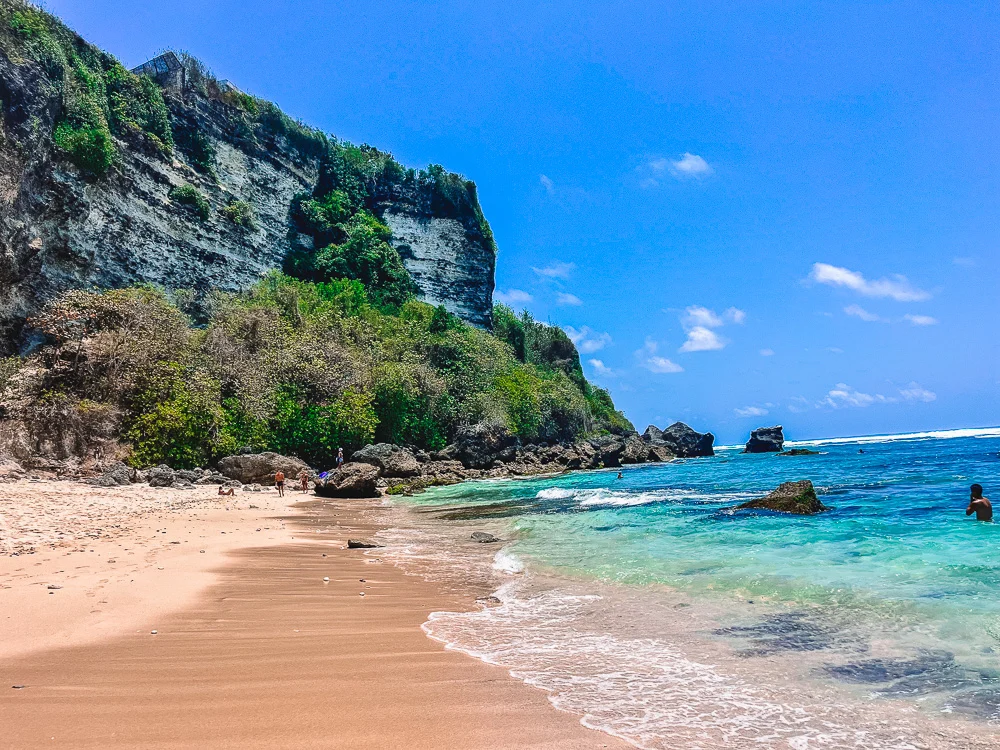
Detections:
48,0,1000,443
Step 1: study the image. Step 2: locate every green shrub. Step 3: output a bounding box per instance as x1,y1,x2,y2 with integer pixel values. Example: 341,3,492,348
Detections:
53,120,115,178
220,200,255,229
169,184,210,221
174,124,216,174
9,8,48,38
269,387,377,467
105,63,173,151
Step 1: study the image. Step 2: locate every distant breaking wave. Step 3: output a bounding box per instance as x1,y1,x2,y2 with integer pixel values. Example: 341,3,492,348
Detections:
785,426,1000,447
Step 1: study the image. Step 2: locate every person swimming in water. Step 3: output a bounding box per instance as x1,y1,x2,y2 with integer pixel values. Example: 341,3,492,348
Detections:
966,484,992,521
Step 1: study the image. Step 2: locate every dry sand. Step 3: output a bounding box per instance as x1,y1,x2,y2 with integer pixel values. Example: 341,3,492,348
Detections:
0,480,627,749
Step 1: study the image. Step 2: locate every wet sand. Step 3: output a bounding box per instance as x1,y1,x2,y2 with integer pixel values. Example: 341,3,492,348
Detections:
1,483,627,749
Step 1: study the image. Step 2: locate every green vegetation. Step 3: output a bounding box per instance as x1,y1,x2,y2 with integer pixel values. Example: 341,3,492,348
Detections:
3,275,631,469
220,200,255,229
2,1,174,178
168,184,210,221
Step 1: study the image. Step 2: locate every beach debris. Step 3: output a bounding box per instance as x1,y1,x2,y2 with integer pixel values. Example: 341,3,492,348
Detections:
150,630,158,634
744,426,784,453
46,584,62,589
323,577,330,582
359,592,365,596
734,480,829,515
199,550,206,553
359,579,365,582
12,685,26,689
471,531,500,543
347,539,382,549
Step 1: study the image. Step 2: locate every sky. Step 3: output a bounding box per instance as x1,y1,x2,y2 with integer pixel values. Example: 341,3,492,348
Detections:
46,0,1000,443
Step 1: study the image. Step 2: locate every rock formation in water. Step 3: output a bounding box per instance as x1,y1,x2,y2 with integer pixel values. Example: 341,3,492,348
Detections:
643,422,715,457
735,480,828,515
745,426,784,453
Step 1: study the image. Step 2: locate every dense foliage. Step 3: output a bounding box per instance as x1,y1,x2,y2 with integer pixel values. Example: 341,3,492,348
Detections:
2,1,174,177
168,184,210,221
1,277,632,469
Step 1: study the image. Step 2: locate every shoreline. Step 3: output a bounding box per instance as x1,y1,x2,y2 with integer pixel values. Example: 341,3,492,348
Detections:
1,479,630,749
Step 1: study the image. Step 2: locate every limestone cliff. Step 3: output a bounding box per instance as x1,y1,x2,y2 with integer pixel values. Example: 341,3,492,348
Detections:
0,3,496,352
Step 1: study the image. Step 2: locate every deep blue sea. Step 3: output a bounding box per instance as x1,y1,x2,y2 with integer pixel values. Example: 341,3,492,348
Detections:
382,429,1000,749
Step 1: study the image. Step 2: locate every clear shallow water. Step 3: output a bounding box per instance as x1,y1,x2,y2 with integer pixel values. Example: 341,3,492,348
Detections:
383,430,1000,749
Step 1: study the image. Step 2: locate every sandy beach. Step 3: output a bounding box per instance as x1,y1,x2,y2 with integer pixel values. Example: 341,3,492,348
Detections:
0,480,627,749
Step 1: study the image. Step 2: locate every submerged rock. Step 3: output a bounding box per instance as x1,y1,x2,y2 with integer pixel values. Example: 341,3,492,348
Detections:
744,426,784,453
735,480,828,515
217,452,310,485
350,443,421,478
779,448,820,456
314,463,380,498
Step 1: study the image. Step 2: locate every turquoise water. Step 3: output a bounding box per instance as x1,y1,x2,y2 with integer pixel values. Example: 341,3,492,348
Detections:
393,429,1000,745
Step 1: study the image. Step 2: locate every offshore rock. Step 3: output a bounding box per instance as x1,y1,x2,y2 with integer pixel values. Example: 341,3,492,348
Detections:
745,426,784,453
314,463,380,498
216,452,310,486
644,422,715,458
350,443,421,478
735,480,829,515
779,448,820,456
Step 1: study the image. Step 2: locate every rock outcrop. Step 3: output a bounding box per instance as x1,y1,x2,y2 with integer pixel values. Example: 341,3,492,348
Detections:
216,452,310,485
314,463,380,498
745,426,784,453
643,422,714,457
350,443,421,477
735,480,828,515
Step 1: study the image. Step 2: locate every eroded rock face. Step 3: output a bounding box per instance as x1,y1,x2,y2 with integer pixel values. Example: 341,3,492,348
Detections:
449,421,519,469
350,443,421,477
745,426,784,453
383,211,495,328
314,463,380,498
643,422,715,457
735,480,828,515
216,452,310,486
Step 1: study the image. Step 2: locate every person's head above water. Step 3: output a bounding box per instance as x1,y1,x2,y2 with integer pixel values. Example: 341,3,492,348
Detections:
971,483,984,499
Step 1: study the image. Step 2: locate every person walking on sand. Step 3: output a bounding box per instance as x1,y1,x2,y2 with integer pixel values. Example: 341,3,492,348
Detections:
275,470,286,498
298,469,309,493
966,484,992,522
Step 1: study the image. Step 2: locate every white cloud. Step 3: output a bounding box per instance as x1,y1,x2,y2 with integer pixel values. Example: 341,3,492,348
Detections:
588,359,616,376
827,347,844,354
637,339,684,373
494,289,533,305
821,383,893,409
532,261,575,280
679,326,725,352
725,307,747,324
682,305,724,329
809,263,930,302
648,158,671,174
734,406,769,417
539,174,554,194
899,383,937,402
953,257,977,268
904,314,938,326
565,326,611,354
670,153,713,178
556,292,583,306
760,348,775,357
844,304,882,322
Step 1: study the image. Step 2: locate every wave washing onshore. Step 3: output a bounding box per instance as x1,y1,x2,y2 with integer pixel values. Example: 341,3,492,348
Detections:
377,431,1000,749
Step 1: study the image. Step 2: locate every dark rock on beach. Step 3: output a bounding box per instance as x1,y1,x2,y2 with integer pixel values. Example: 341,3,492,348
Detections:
347,539,382,549
314,463,380,498
735,480,828,515
643,422,715,457
471,531,500,543
146,465,176,488
217,452,311,486
744,426,784,453
350,443,421,477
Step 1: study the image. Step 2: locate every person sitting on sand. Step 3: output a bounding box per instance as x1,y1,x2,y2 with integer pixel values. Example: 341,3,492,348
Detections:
218,485,234,496
275,470,286,498
298,469,309,492
966,484,992,522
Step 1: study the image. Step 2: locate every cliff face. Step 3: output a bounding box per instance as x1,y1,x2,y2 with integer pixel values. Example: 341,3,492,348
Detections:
0,15,496,352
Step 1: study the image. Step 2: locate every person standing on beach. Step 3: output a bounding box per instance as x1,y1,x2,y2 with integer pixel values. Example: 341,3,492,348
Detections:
336,448,344,469
966,484,992,521
275,470,286,498
298,469,309,492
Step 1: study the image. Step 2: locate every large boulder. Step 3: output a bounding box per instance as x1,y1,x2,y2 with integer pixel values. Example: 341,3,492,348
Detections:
314,463,380,498
216,452,310,486
95,461,133,487
745,426,784,453
449,421,519,469
146,464,176,487
646,445,675,463
620,434,650,464
735,480,828,515
351,443,421,477
644,422,714,457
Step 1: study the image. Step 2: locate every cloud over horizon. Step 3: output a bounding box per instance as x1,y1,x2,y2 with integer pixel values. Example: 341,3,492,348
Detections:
810,263,930,302
494,289,533,305
532,261,575,279
637,339,684,373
